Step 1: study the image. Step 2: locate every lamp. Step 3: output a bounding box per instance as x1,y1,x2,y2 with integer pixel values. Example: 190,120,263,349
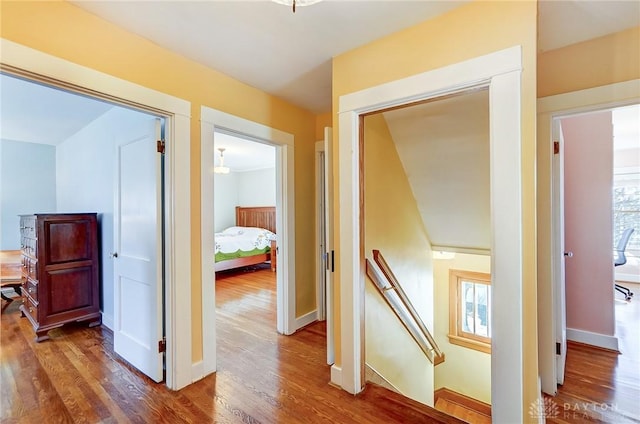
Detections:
214,148,230,174
272,0,322,13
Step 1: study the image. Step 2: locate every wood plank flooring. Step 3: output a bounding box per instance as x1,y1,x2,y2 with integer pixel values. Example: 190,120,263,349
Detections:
545,285,640,424
1,264,460,423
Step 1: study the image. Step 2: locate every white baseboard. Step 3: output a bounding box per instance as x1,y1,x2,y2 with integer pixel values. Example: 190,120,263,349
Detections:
295,309,317,331
191,360,204,383
330,364,342,387
101,314,114,331
615,274,640,284
567,328,619,352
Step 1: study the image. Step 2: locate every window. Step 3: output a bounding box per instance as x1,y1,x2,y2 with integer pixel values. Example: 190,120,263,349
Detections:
449,269,491,354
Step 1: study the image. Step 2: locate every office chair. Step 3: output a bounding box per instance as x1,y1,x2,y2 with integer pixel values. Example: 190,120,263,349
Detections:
614,228,635,301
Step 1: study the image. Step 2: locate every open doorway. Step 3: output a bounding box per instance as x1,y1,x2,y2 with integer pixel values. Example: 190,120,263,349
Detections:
553,103,639,377
360,88,492,418
212,131,278,314
0,72,170,384
336,46,524,423
200,106,296,376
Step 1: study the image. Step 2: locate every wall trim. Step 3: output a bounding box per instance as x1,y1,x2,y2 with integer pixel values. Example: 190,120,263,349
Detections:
566,328,619,352
295,309,318,330
330,365,342,387
191,361,204,383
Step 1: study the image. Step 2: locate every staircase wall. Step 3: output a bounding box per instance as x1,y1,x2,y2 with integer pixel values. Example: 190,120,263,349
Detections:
433,253,492,404
363,113,435,406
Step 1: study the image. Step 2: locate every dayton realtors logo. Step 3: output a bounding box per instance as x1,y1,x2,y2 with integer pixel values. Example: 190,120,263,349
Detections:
529,398,622,421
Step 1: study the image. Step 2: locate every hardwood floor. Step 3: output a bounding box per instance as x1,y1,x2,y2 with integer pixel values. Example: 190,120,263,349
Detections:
1,264,460,423
545,285,640,424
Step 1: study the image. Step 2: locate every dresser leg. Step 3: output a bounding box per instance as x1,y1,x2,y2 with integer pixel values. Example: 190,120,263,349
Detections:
34,331,50,342
87,318,102,328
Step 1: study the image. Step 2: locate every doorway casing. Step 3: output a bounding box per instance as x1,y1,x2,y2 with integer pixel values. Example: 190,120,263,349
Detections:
336,45,524,423
0,38,193,390
200,106,296,377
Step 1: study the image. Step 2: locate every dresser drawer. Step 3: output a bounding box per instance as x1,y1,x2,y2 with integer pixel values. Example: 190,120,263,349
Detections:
21,236,37,258
21,256,37,280
24,296,38,322
24,279,38,302
20,217,36,239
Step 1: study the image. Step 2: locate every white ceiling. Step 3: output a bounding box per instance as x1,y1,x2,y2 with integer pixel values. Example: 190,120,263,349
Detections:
383,89,491,252
0,74,114,145
71,0,468,114
68,0,640,113
214,131,276,172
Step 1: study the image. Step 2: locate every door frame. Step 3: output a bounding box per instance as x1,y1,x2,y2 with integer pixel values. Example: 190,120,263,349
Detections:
0,38,193,390
315,140,327,322
200,106,296,377
336,46,524,423
537,78,640,395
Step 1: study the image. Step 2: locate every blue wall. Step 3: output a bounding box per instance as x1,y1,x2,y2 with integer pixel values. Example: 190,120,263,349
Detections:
0,139,57,249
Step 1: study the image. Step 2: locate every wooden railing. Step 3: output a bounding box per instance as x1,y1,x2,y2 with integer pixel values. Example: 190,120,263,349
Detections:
365,249,445,366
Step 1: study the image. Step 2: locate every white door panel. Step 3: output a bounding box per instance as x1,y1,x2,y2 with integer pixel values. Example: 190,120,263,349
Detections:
552,119,567,385
114,117,164,383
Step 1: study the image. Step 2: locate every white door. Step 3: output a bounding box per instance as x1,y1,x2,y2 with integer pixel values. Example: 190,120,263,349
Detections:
324,127,335,365
552,119,568,385
114,117,164,382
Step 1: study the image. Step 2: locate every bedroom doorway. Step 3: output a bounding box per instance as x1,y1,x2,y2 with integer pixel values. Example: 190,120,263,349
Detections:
0,67,186,387
200,106,296,376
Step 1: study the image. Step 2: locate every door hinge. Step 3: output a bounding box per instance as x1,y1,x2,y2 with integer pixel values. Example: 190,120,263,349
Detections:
157,139,166,154
553,141,559,155
159,337,166,353
331,250,335,273
556,342,561,355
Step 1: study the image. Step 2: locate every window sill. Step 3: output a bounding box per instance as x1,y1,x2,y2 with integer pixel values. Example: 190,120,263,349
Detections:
448,334,491,354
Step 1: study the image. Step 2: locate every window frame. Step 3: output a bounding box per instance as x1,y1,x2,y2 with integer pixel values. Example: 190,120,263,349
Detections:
448,269,492,354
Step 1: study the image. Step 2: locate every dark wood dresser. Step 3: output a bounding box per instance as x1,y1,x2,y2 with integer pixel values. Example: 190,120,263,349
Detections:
19,213,101,341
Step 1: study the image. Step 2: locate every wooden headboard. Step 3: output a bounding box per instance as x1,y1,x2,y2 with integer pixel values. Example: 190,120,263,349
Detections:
235,206,276,234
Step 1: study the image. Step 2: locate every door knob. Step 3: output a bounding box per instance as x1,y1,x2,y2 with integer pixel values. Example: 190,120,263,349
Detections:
564,252,573,258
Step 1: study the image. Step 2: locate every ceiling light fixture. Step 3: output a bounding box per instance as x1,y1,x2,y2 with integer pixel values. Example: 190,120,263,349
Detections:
272,0,322,13
214,148,230,174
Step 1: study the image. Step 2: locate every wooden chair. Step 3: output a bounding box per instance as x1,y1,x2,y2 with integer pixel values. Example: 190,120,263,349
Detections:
1,250,22,303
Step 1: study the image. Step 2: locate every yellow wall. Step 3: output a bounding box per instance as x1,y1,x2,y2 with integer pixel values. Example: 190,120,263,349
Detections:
538,27,640,98
0,0,318,362
332,1,538,420
433,254,491,404
315,112,333,141
363,113,434,405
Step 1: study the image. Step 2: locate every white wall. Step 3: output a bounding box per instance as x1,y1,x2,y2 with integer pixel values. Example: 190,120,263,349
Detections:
0,139,57,249
56,106,153,330
213,172,238,232
433,253,492,404
214,168,275,232
238,168,276,207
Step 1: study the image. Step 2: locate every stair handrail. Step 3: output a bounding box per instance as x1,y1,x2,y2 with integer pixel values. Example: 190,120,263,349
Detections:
366,249,445,365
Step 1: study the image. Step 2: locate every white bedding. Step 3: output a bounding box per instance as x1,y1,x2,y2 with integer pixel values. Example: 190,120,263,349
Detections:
215,226,276,255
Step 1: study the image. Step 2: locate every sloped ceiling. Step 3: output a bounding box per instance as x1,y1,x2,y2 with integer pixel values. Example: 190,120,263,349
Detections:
383,89,490,253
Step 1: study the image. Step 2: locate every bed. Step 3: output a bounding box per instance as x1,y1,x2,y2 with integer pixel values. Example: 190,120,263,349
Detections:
215,206,277,272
